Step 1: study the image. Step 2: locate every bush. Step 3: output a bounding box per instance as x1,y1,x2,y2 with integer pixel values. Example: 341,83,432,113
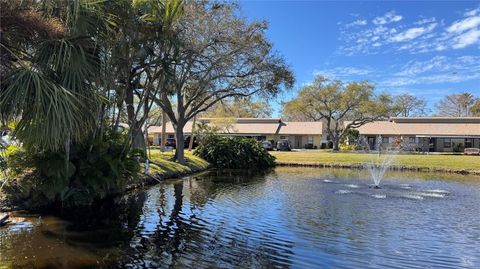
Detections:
194,135,275,169
340,129,359,145
3,131,141,208
339,144,358,152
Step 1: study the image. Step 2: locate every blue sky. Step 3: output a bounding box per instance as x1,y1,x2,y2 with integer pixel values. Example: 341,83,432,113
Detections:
238,0,480,116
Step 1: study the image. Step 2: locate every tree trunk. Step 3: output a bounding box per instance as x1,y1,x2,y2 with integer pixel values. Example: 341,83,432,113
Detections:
161,110,167,152
132,125,146,152
332,132,340,151
126,85,146,151
174,122,186,164
188,115,197,151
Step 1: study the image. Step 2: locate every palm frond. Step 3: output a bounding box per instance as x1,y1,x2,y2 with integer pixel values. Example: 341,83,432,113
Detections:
0,68,95,151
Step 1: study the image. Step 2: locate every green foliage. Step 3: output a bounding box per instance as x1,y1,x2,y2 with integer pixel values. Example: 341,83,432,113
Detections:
282,75,394,150
340,129,360,144
203,97,272,118
339,144,359,152
3,131,141,208
194,135,275,169
0,1,102,152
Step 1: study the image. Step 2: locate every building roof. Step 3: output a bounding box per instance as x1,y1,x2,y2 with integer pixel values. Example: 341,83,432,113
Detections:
278,121,323,135
390,117,480,124
353,118,480,137
148,118,322,136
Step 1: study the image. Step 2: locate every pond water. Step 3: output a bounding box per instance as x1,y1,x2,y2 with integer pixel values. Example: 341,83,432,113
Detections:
1,168,480,268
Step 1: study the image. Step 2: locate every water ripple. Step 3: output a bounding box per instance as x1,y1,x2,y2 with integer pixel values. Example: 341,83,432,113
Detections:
1,169,480,269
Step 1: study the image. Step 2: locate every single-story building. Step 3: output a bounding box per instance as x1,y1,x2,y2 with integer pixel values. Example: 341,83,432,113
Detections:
148,118,324,149
352,117,480,152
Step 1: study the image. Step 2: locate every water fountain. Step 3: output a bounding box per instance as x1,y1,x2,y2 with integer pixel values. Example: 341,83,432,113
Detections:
365,153,395,189
362,135,398,189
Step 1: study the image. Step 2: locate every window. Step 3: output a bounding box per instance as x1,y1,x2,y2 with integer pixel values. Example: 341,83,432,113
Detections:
465,138,473,148
308,136,314,144
168,134,174,139
444,138,451,148
280,136,287,140
409,137,416,143
382,137,389,143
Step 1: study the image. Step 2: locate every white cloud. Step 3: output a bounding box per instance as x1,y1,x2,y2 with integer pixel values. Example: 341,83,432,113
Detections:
394,56,447,76
446,16,480,33
313,67,373,79
353,19,367,26
414,17,436,25
345,19,367,28
451,28,480,48
339,6,480,54
381,55,480,87
373,11,403,25
391,23,437,42
443,8,480,50
464,7,479,17
382,73,480,87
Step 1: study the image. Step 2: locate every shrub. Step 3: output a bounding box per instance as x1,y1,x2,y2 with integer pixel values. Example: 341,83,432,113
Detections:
194,135,275,169
3,131,141,208
340,129,359,144
339,144,358,152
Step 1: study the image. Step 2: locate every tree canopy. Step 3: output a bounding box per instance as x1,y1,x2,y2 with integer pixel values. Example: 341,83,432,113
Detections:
392,93,428,117
202,97,272,118
435,92,479,117
282,75,393,150
151,1,294,163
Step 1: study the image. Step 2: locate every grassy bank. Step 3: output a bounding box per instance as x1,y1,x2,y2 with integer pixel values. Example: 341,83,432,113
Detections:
271,151,480,174
146,150,210,180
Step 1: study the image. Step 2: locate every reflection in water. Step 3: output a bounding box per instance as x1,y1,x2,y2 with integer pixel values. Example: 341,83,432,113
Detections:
1,168,480,268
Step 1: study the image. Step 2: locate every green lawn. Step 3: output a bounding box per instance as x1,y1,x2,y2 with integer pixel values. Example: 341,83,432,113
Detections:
146,150,210,177
271,150,480,173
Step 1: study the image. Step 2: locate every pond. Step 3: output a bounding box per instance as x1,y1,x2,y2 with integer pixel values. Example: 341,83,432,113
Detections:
1,168,480,268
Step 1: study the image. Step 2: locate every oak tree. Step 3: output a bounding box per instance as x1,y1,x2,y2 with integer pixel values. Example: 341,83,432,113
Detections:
282,75,392,151
153,2,294,163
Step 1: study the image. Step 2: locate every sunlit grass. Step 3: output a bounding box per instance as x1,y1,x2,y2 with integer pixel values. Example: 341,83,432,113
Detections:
147,150,210,176
271,151,480,173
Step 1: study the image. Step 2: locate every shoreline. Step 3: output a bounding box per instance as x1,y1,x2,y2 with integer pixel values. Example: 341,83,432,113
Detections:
126,164,210,192
275,161,480,176
0,163,211,213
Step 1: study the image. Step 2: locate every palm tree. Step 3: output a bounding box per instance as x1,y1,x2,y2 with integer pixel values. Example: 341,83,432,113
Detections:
0,0,104,152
